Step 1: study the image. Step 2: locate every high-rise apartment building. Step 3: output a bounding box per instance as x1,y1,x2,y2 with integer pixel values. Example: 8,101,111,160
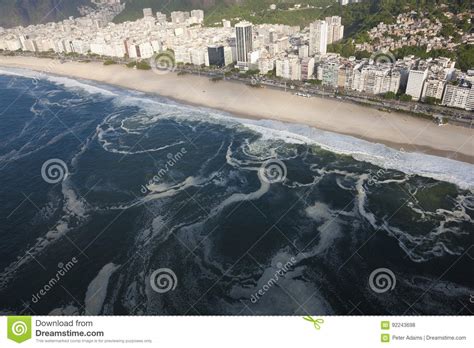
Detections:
235,21,253,64
442,81,473,110
422,78,446,101
406,69,428,101
325,16,344,44
309,20,328,55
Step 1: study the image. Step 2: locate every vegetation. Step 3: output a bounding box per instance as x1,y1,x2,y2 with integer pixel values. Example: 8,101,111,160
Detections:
399,93,412,102
383,91,397,100
125,61,151,70
245,69,260,76
103,59,117,66
393,45,473,72
423,96,441,105
0,0,93,28
456,45,474,72
136,61,151,70
306,79,322,86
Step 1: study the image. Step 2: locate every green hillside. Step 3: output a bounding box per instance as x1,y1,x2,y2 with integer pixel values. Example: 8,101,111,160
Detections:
0,0,92,28
113,0,470,38
112,0,241,23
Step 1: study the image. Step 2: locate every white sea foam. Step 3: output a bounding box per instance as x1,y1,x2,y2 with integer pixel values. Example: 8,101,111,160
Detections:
305,201,343,255
85,263,120,315
2,66,472,190
45,75,117,96
239,120,474,191
0,66,116,96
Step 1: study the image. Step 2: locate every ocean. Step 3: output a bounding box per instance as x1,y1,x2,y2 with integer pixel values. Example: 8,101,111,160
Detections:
0,68,473,315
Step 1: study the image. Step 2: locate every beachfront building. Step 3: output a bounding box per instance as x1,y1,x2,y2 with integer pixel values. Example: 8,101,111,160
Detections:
209,46,235,68
351,65,400,95
406,69,428,101
276,57,301,81
320,61,340,88
301,57,315,80
0,5,467,107
235,21,254,67
422,78,446,101
309,20,328,56
442,80,474,110
207,45,227,67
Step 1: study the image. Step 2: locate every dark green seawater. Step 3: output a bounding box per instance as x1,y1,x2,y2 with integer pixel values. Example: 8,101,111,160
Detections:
0,68,473,315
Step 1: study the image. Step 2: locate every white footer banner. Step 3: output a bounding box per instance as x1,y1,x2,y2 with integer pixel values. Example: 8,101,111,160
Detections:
0,316,472,347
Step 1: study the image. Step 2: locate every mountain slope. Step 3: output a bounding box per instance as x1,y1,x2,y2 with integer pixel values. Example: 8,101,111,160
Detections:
0,0,92,28
112,0,243,23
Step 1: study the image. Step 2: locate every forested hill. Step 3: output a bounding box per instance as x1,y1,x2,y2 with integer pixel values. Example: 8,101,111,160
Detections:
0,0,92,28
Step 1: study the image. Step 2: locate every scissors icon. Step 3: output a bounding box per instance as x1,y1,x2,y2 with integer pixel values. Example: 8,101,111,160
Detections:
303,316,324,330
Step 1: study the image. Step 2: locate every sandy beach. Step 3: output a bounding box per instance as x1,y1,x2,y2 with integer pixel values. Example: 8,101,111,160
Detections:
0,56,473,163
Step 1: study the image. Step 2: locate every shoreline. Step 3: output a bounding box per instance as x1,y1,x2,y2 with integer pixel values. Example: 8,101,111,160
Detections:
0,56,473,164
